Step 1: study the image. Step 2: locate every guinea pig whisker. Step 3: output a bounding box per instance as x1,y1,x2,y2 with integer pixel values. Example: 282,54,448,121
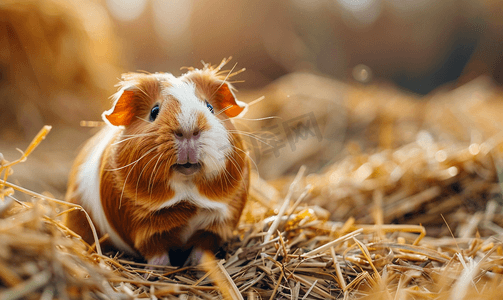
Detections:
230,145,260,180
148,151,165,194
225,154,245,184
112,133,157,146
151,150,176,203
121,132,156,138
221,169,233,188
229,147,255,196
209,63,238,101
135,152,162,205
225,130,272,147
161,153,173,192
215,105,233,116
222,155,239,182
204,155,222,177
224,116,281,122
133,84,158,106
226,155,250,195
151,150,177,203
135,85,150,98
105,147,158,171
225,146,245,175
119,147,156,208
208,155,233,188
203,154,228,186
245,95,265,107
135,116,150,123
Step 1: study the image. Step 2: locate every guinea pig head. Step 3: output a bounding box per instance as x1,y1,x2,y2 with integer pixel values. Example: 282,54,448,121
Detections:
101,71,247,210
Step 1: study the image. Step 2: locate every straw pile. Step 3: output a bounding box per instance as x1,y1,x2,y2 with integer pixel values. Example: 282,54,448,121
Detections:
0,0,121,139
0,127,117,299
2,84,503,299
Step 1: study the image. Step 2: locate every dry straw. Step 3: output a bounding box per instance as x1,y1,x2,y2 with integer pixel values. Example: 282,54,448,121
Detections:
0,125,502,299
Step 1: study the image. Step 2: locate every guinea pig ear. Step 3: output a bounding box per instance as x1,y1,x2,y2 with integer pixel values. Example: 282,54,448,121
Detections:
216,83,248,118
102,88,137,126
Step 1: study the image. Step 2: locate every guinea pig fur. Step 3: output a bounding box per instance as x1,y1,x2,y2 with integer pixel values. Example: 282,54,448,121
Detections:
64,63,250,266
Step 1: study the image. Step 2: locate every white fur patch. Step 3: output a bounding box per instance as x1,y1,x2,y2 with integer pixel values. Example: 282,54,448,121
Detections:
180,210,230,244
168,79,232,178
158,179,231,243
77,126,135,254
158,179,229,213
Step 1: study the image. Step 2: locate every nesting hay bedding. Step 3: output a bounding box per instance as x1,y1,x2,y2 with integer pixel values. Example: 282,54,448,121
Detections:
2,93,503,299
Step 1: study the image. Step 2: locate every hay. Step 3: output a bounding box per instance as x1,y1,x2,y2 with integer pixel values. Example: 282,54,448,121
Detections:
0,0,122,139
1,117,503,299
0,126,116,299
304,131,503,237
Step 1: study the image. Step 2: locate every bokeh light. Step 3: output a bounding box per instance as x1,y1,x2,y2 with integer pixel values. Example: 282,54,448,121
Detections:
152,0,192,42
106,0,147,21
336,0,382,27
352,64,372,83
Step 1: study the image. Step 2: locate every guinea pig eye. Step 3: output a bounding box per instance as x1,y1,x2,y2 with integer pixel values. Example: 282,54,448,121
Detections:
205,100,214,114
149,104,160,121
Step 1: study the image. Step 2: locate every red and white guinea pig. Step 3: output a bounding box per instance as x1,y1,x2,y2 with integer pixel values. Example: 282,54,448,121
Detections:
64,62,250,266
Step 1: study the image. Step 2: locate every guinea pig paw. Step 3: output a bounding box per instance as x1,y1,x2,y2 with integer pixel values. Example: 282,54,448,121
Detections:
184,247,205,267
148,253,171,267
144,253,171,279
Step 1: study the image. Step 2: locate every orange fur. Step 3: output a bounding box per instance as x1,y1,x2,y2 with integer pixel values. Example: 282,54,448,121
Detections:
65,63,250,264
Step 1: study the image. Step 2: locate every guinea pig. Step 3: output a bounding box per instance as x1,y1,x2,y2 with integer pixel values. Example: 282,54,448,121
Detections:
64,60,250,266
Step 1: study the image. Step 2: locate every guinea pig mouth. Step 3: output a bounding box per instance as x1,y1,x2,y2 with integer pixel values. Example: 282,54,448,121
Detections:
172,162,202,175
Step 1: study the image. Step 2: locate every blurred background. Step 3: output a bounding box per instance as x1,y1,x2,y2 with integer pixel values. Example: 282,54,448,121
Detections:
2,0,503,212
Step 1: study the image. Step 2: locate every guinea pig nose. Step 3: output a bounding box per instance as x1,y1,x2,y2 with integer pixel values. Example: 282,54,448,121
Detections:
174,130,184,139
174,128,201,140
